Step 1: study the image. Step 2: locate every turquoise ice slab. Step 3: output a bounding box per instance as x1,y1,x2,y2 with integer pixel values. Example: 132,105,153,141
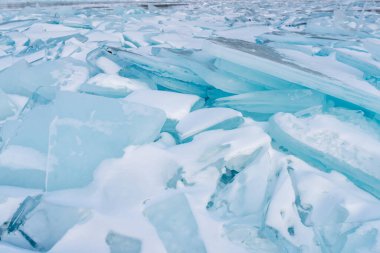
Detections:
144,193,207,253
1,195,86,251
0,91,166,190
268,109,380,198
204,38,380,114
0,58,88,96
175,107,244,142
0,88,17,121
106,231,142,253
214,89,325,114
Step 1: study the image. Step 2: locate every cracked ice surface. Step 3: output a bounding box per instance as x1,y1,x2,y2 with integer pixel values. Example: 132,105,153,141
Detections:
0,0,380,252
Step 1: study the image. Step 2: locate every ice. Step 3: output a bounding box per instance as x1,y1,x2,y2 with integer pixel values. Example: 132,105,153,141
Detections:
269,109,380,198
169,125,271,181
106,231,142,253
144,193,207,253
0,58,88,96
175,107,244,142
80,73,151,98
0,92,166,190
125,90,204,121
0,89,17,121
1,195,86,251
214,89,325,114
0,1,380,252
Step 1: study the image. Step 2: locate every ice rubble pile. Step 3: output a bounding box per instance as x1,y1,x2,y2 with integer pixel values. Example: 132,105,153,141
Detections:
0,0,380,252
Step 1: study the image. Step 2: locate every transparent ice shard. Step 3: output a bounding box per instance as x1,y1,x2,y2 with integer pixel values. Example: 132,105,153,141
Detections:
96,145,180,210
176,107,243,142
207,147,276,221
144,193,207,253
106,231,142,253
79,73,151,98
0,89,17,121
1,194,86,252
204,39,380,114
268,109,380,198
125,90,204,121
0,58,89,96
0,91,166,190
214,89,325,114
286,157,380,253
169,125,270,182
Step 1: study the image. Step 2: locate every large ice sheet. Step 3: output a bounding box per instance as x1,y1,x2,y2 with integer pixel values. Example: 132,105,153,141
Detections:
0,91,166,190
0,58,89,96
1,195,86,251
176,107,243,142
269,109,380,198
144,193,207,253
214,89,325,114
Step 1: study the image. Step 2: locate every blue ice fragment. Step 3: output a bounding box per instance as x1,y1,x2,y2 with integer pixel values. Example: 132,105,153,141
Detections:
214,89,325,114
268,109,380,198
144,193,207,253
106,231,142,253
0,89,17,121
2,195,85,252
0,58,88,96
0,91,166,190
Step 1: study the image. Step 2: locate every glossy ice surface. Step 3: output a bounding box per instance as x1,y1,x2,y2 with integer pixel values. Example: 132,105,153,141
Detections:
0,1,380,252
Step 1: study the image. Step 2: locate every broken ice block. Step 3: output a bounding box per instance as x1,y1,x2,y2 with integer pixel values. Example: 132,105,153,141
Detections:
169,125,270,181
0,91,166,190
0,89,17,121
79,73,151,98
207,148,277,222
144,193,207,253
96,145,180,210
204,39,380,114
106,231,142,253
125,90,204,121
0,58,89,96
176,107,243,142
214,89,325,114
1,195,86,252
286,157,380,253
268,109,380,198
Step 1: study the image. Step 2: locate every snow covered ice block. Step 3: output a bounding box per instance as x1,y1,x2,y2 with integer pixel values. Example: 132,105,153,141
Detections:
282,157,380,253
0,58,89,96
125,90,204,121
0,91,166,190
207,148,277,221
144,193,207,253
204,39,380,114
169,125,271,181
79,73,151,98
175,107,243,142
106,231,142,253
268,109,380,198
214,89,325,114
1,194,86,252
0,89,17,121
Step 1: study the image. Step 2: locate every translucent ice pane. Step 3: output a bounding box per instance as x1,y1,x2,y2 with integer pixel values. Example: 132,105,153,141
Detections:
269,109,380,198
79,73,151,98
125,90,204,121
0,89,17,121
2,195,86,252
0,91,166,190
106,231,142,253
214,89,325,114
176,107,243,142
0,58,88,96
144,193,207,253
